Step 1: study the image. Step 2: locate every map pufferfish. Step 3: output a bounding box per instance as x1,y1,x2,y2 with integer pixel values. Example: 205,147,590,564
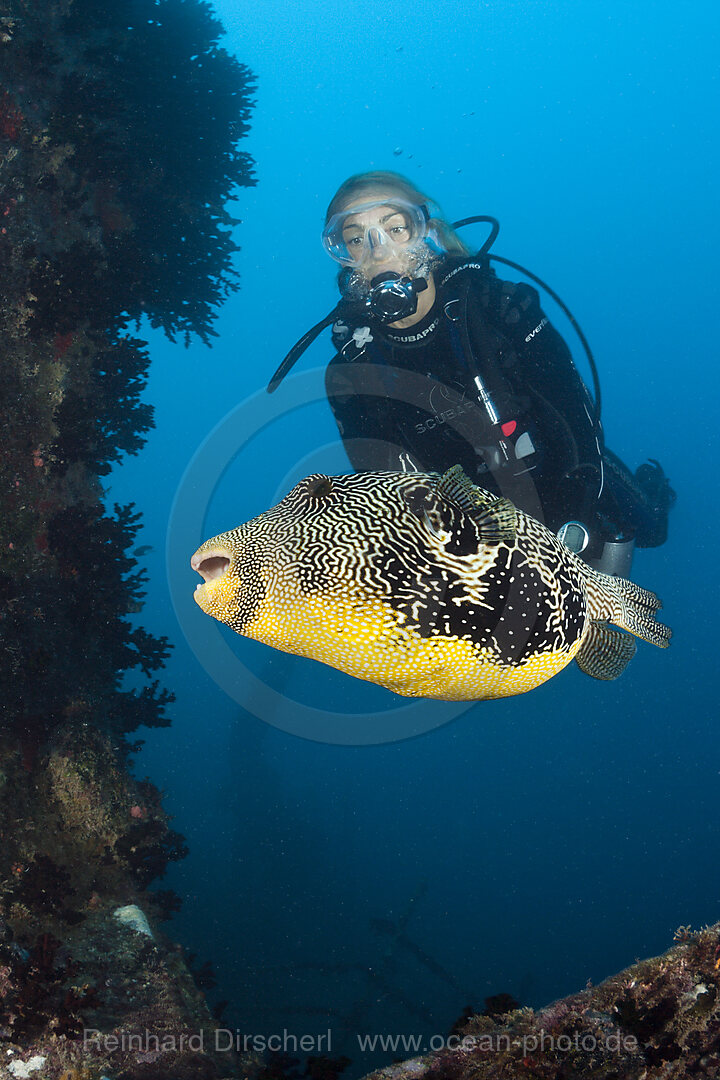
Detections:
190,465,671,701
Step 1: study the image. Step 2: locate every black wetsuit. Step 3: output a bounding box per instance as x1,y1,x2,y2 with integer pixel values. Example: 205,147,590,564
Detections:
325,257,671,555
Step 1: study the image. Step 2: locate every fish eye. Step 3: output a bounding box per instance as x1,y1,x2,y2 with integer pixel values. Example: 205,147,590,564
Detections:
400,484,432,518
307,476,334,499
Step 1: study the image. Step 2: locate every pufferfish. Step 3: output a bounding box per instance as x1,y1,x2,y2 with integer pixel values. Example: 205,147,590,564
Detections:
190,466,671,701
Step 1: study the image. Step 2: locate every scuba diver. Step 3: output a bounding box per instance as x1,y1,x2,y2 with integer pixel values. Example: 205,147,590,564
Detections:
268,170,674,576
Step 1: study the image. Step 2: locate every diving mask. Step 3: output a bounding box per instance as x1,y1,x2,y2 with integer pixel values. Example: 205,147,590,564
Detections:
322,199,430,267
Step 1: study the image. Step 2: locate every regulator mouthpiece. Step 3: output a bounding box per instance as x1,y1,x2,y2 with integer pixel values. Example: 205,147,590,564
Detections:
369,272,428,323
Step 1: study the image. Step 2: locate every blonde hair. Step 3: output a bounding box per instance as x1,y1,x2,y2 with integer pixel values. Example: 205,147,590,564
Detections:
325,171,470,257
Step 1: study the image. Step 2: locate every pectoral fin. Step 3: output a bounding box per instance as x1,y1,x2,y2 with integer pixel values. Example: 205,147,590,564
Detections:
575,620,637,681
437,465,516,544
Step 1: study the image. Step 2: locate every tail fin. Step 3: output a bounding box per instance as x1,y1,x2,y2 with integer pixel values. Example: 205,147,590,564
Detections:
584,569,672,649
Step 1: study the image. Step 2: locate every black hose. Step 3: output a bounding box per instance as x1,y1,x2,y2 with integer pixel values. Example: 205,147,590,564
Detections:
267,305,342,393
489,253,602,429
451,215,602,428
451,214,500,257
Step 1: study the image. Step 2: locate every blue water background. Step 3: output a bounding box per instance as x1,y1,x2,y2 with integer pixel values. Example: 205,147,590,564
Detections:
109,0,719,1069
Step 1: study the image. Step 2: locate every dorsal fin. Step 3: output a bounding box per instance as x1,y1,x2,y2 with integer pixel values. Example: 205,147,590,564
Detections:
437,465,517,545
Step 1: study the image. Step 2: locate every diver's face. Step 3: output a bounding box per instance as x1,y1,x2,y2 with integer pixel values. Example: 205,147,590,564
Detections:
340,200,419,276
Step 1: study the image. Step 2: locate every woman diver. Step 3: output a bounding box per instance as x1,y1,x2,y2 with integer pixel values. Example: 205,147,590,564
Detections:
268,171,674,575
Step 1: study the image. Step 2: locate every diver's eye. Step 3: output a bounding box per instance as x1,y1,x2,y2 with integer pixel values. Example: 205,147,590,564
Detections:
346,235,363,247
384,212,411,238
307,476,334,499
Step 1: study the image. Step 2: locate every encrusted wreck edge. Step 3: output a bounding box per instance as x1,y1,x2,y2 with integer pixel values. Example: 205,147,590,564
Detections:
0,904,263,1079
0,1,257,1074
361,923,720,1080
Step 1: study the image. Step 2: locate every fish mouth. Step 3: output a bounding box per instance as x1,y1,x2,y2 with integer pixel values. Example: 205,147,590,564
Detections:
191,545,232,585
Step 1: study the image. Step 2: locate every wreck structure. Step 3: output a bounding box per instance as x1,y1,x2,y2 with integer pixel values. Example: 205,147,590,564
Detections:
364,924,720,1080
0,1,256,1074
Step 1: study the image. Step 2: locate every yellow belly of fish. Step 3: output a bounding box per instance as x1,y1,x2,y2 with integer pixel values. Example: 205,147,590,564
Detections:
242,592,579,702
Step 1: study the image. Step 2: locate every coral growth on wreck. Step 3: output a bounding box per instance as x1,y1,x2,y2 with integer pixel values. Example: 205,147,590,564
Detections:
0,0,255,1073
362,925,720,1080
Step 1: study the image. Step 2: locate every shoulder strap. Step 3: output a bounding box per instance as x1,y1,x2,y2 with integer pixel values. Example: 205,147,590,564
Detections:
438,257,495,298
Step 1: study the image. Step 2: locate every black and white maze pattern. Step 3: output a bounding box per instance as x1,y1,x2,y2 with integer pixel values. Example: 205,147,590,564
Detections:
193,469,671,701
363,522,587,666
